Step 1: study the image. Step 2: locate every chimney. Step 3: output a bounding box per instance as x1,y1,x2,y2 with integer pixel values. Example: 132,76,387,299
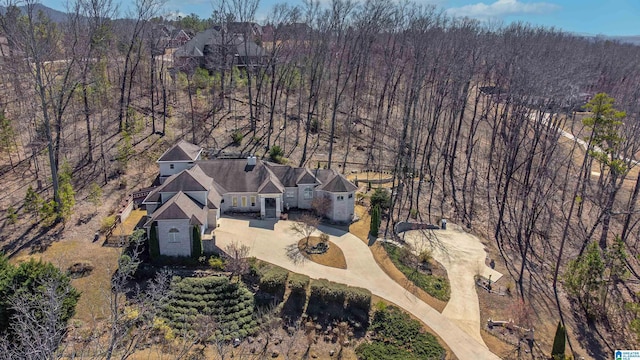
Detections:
247,155,256,166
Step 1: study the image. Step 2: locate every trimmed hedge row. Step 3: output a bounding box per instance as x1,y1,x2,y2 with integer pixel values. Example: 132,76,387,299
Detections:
307,278,371,324
163,275,258,340
259,267,289,295
288,273,310,295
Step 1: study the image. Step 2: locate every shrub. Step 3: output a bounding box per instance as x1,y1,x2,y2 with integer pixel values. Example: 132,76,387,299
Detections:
101,215,117,234
24,186,42,216
370,205,380,237
191,225,202,259
356,306,445,360
319,233,330,244
269,145,285,163
370,188,390,210
208,256,225,271
6,205,17,225
231,130,243,146
259,267,288,295
288,273,310,295
309,118,319,133
149,225,160,260
551,321,566,359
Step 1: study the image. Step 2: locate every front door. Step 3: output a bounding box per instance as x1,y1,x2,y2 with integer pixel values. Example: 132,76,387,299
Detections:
264,198,276,218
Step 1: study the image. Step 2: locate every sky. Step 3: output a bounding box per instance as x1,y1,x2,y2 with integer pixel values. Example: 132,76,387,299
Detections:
38,0,640,36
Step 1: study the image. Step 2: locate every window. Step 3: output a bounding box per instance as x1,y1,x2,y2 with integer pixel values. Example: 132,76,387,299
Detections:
348,193,353,199
337,195,344,201
304,187,313,200
169,164,174,169
286,190,295,198
168,228,180,243
250,196,256,207
232,196,238,207
241,196,247,207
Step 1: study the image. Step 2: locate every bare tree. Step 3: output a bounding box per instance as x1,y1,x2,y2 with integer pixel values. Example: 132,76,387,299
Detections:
289,213,320,250
223,241,251,280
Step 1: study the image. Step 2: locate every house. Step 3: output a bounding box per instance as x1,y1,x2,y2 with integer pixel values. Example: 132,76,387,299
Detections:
143,140,357,257
173,27,266,71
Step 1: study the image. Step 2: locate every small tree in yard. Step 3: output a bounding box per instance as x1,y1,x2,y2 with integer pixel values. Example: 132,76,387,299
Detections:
223,241,250,280
269,145,285,163
88,182,103,210
370,205,380,237
370,188,390,210
24,186,42,217
551,321,566,360
290,214,320,250
192,225,202,259
6,206,17,226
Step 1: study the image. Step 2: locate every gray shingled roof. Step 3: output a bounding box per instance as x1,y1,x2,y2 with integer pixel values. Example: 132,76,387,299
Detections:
196,159,284,193
146,191,207,225
160,166,211,192
264,164,320,187
142,165,220,204
318,173,358,193
157,140,202,162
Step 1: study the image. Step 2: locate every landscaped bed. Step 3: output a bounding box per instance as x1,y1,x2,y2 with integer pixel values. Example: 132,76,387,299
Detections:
381,242,450,302
298,236,347,269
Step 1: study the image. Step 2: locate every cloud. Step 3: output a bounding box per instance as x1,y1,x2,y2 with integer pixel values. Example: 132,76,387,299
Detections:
447,0,560,19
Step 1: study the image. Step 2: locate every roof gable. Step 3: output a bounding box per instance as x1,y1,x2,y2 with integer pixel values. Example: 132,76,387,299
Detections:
147,191,206,225
157,140,202,162
318,174,358,193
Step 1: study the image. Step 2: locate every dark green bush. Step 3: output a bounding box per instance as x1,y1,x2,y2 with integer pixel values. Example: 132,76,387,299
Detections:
356,306,445,360
288,273,310,295
259,267,288,295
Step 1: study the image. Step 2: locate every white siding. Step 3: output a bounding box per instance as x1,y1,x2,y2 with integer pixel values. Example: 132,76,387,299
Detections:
316,190,355,223
158,161,193,180
297,185,314,209
157,219,192,257
283,187,298,209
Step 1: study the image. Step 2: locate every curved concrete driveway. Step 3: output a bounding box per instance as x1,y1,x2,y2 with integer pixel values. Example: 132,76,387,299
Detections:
401,225,503,345
215,217,500,360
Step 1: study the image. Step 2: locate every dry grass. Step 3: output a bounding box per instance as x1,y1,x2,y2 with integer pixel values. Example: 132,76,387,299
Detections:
111,209,146,237
11,236,122,324
349,204,371,245
298,236,347,269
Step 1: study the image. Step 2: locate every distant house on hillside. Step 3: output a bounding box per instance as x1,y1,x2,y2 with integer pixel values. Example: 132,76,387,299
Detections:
143,140,357,257
173,27,266,71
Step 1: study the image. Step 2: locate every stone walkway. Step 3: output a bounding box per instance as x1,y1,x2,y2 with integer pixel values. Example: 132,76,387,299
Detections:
400,224,503,345
215,217,501,360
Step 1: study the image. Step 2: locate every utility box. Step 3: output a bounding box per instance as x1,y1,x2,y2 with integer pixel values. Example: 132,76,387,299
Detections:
441,218,447,230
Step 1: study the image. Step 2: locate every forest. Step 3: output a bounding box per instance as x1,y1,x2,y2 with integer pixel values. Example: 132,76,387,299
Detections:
0,0,640,358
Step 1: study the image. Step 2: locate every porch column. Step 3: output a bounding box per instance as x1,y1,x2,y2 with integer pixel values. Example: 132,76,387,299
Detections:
275,196,281,218
260,197,266,218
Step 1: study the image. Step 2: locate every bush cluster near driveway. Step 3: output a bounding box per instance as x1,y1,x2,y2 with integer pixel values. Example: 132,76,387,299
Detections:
162,275,258,340
382,242,450,301
356,305,446,360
